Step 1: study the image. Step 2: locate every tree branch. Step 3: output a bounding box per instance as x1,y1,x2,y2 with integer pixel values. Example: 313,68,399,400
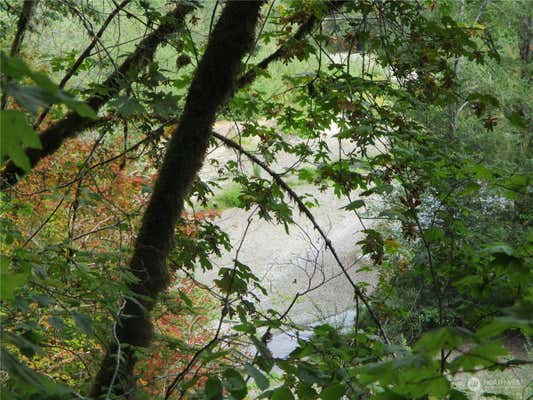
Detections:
89,2,263,396
237,0,347,88
33,0,133,130
0,0,347,190
9,0,35,57
0,0,38,109
0,1,196,190
212,132,389,343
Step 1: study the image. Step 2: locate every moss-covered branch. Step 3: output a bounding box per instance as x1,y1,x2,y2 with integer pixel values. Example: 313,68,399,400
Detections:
0,0,38,109
0,2,195,190
89,2,263,397
237,0,348,88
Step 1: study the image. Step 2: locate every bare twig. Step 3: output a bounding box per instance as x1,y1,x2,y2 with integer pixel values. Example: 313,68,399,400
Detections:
212,132,389,343
237,0,348,88
0,2,196,189
106,296,127,400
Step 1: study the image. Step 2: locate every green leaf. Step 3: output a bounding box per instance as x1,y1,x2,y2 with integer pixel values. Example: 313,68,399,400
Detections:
449,389,469,400
0,271,28,300
203,376,223,400
72,313,94,337
178,290,194,308
423,228,444,242
3,83,56,114
421,375,450,397
466,93,499,107
272,386,294,400
459,182,480,196
214,267,248,295
448,341,508,372
59,96,97,118
0,256,29,300
1,52,32,80
504,174,530,193
298,168,318,182
505,110,528,129
296,383,318,400
414,327,473,356
344,199,365,210
233,322,256,334
108,96,145,117
244,364,270,390
47,316,65,331
222,368,247,400
0,110,42,171
476,317,533,339
1,52,96,118
296,363,324,385
320,383,346,400
0,347,70,396
19,330,43,358
3,331,43,357
251,336,274,372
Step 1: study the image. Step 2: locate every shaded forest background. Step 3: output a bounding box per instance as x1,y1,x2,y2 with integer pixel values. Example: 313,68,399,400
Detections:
0,0,531,399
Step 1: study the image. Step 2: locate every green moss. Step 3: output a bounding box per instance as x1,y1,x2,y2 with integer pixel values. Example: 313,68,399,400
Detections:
209,184,243,210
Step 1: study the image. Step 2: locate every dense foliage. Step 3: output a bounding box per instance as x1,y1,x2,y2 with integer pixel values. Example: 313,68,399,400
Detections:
0,0,531,399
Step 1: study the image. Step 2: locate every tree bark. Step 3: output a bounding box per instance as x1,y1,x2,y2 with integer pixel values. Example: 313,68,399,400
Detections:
0,0,38,110
89,1,263,398
237,0,347,88
0,2,195,190
9,0,36,56
0,0,348,191
519,14,532,65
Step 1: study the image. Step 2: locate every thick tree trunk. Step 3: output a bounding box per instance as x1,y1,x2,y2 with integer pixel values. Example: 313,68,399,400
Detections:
89,1,263,398
0,1,348,191
0,2,195,190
